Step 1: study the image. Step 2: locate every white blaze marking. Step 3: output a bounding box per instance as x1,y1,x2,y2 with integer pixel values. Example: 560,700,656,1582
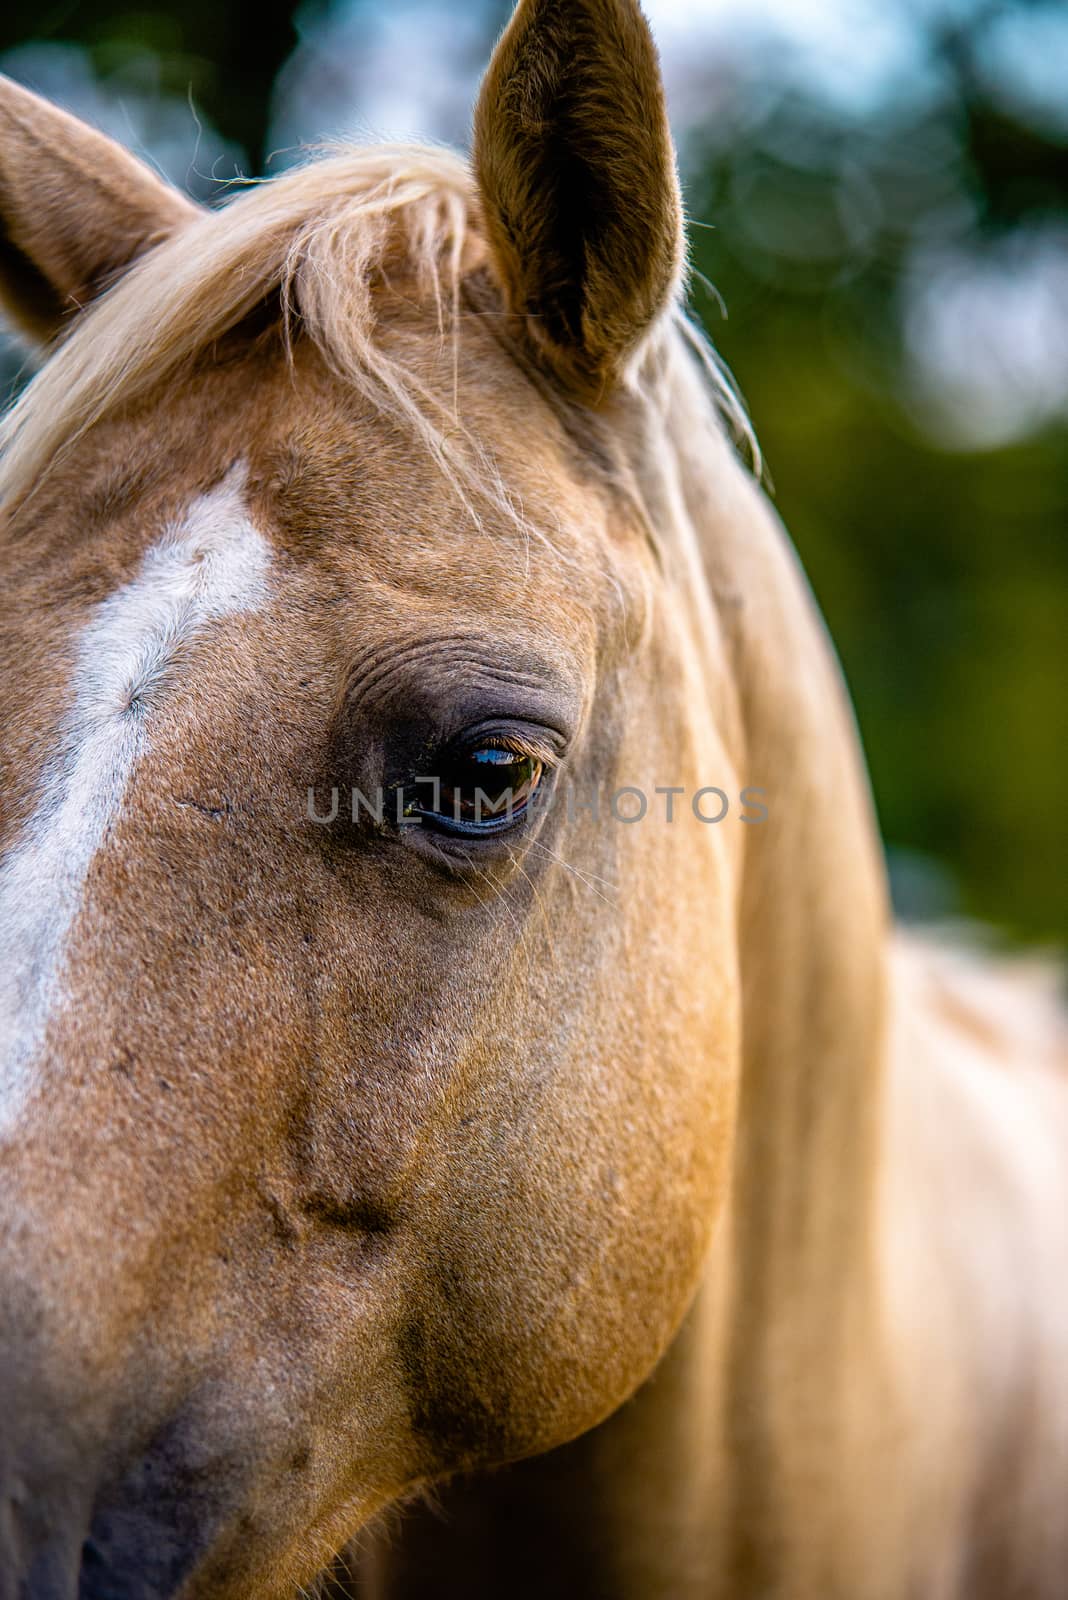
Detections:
0,467,271,1113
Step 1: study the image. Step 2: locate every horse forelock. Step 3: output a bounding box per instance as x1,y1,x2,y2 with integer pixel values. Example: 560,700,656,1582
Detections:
0,146,467,505
0,141,754,526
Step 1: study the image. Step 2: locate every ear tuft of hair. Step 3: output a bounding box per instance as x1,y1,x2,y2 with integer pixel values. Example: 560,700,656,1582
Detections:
0,74,198,345
473,0,685,403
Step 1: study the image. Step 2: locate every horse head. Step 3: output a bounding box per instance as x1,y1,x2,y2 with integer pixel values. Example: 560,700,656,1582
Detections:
0,3,770,1590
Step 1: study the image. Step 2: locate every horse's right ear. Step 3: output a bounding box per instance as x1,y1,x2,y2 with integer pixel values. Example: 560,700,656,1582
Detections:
472,0,684,402
0,75,199,346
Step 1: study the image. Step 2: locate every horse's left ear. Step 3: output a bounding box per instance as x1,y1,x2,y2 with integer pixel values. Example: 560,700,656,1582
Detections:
0,74,199,345
473,0,684,401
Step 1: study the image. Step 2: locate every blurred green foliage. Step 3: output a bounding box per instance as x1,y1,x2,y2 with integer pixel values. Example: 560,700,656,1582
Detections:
0,0,294,165
0,0,1064,942
687,21,1068,942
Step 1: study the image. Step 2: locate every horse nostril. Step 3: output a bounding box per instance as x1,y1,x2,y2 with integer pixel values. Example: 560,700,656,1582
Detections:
79,1513,197,1600
79,1532,170,1600
75,1410,237,1600
78,1492,213,1600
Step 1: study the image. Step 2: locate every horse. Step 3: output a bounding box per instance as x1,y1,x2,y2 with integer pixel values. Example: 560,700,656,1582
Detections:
0,0,1065,1594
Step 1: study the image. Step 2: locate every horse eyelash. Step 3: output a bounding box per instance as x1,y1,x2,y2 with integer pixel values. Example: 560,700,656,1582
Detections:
467,730,560,769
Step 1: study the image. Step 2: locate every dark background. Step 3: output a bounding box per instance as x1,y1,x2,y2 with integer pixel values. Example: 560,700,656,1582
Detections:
1,0,1065,944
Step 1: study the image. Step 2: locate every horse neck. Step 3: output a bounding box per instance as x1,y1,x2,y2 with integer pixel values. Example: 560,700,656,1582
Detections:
646,335,903,1582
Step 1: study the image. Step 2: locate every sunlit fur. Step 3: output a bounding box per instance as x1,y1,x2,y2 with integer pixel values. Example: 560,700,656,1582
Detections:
0,2,1065,1597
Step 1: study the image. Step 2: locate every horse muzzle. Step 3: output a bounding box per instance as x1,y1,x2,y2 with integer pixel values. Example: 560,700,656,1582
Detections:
0,1208,283,1600
0,1403,221,1600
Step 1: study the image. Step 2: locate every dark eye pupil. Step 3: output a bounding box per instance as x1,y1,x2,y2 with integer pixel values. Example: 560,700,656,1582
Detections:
401,739,548,835
439,748,542,824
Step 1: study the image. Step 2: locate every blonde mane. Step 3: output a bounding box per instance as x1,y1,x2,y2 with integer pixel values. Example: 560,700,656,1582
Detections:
0,143,755,513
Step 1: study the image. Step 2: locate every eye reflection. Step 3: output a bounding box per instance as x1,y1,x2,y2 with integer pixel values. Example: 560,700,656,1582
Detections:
407,743,546,834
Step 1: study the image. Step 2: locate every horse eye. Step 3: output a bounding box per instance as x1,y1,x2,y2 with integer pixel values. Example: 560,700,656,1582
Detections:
407,743,545,835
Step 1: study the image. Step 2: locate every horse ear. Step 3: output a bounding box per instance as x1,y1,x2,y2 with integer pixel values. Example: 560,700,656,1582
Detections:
472,0,684,400
0,74,199,345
